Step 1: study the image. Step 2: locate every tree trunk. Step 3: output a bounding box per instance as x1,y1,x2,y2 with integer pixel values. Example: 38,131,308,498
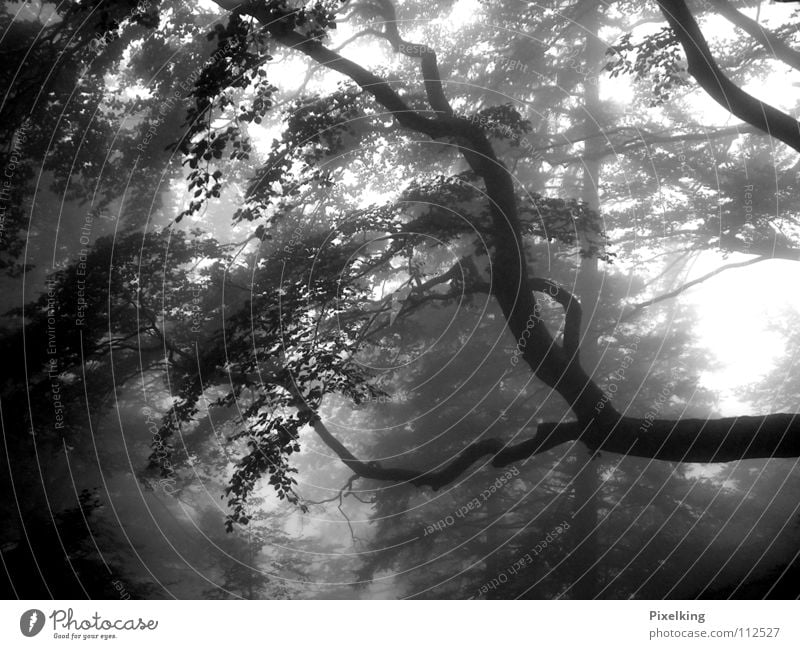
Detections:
567,3,605,599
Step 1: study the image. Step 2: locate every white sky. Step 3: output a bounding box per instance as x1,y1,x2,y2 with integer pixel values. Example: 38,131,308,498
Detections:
665,252,800,415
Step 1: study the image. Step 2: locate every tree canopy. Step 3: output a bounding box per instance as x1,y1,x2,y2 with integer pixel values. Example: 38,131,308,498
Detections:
3,0,800,599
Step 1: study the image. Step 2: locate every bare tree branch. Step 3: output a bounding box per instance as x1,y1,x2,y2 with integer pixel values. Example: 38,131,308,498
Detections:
549,124,760,165
623,254,769,318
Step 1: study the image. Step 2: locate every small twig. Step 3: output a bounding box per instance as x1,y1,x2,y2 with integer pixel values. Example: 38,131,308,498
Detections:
623,255,769,319
303,474,359,506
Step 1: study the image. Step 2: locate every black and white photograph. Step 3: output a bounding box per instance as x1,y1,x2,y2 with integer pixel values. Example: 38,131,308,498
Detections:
3,0,800,628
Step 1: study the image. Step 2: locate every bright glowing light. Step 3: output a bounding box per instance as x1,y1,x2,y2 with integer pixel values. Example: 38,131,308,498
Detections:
600,72,634,106
447,0,481,29
667,252,800,415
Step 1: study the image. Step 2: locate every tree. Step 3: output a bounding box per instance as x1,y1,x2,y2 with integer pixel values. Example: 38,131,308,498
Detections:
3,0,800,597
190,0,800,486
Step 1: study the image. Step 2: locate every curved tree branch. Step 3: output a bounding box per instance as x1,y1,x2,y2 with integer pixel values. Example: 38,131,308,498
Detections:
307,410,800,490
623,254,769,318
238,5,447,137
655,0,800,153
307,411,581,489
529,278,582,363
193,1,800,499
709,0,800,73
371,0,453,117
227,0,617,428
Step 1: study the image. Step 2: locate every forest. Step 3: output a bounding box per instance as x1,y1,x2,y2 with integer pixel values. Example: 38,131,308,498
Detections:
2,0,800,599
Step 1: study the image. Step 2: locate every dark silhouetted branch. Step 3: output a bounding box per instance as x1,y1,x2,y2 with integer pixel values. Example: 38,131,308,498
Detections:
656,0,800,153
307,410,800,490
709,0,800,72
530,278,582,363
226,0,617,427
198,0,800,492
594,414,800,463
307,412,582,489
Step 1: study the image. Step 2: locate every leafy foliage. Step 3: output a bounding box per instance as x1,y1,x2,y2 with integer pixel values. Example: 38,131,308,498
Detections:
605,28,688,104
4,0,800,600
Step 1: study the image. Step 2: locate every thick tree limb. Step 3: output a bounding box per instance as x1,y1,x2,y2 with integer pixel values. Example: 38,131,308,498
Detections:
529,278,582,362
591,414,800,463
307,412,581,489
413,261,463,293
656,0,800,153
243,4,489,176
307,411,800,489
371,0,453,117
238,7,445,137
204,1,800,495
410,257,489,295
225,0,617,428
709,0,800,72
